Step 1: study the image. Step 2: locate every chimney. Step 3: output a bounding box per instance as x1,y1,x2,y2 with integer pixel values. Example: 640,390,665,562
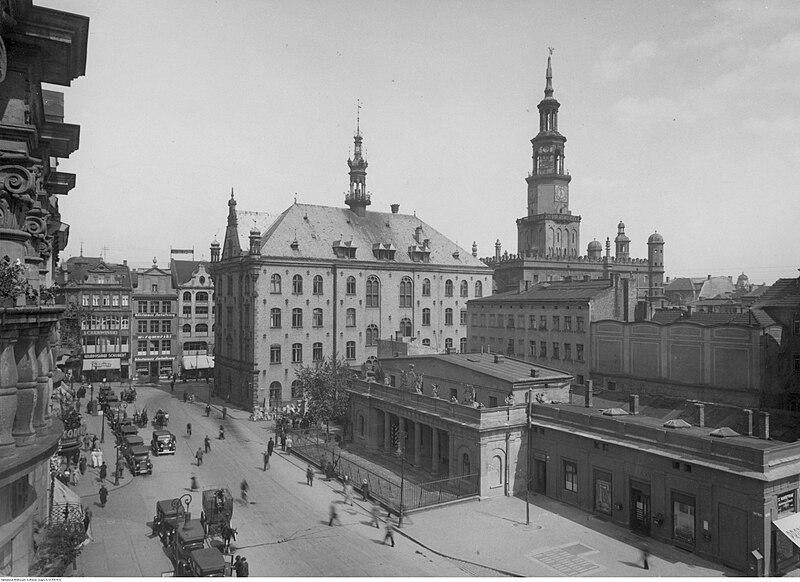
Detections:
472,241,477,258
391,203,399,214
123,260,127,266
494,354,504,364
629,394,639,415
707,274,711,280
495,239,501,261
415,226,423,242
568,387,573,405
695,403,705,428
761,411,770,440
530,368,538,378
744,409,753,436
584,380,593,408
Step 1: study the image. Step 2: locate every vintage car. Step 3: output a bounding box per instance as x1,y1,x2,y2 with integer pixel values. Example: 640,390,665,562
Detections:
101,391,119,413
153,498,181,541
124,444,153,475
200,488,233,536
116,423,138,443
122,434,145,455
120,385,137,403
151,429,176,455
177,547,231,577
169,518,206,563
154,409,170,428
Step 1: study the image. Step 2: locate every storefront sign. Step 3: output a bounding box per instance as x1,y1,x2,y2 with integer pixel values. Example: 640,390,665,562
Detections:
134,356,175,362
84,353,129,360
134,313,176,318
139,334,172,340
778,491,796,514
86,358,121,370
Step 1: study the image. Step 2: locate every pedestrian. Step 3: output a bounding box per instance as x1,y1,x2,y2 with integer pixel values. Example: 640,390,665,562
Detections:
285,435,293,455
79,456,87,475
205,404,211,417
219,425,225,440
382,520,396,547
328,503,340,526
83,506,92,533
99,461,107,482
361,478,370,501
116,459,125,480
233,555,241,574
222,522,237,552
262,450,270,471
240,479,249,504
195,447,204,466
186,422,192,436
222,406,227,420
71,468,80,486
306,465,314,486
190,474,198,491
204,435,211,453
99,485,108,508
267,437,274,458
239,557,249,577
280,432,286,452
343,475,353,506
171,376,175,392
75,399,81,413
371,502,381,528
641,544,650,570
183,391,187,403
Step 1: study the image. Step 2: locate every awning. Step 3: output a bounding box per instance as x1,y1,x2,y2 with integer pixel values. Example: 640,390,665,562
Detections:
182,356,214,370
52,477,83,508
774,513,800,548
85,358,121,370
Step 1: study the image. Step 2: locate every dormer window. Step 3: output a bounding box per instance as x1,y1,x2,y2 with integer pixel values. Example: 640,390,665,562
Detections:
372,242,396,260
332,240,357,259
408,243,431,263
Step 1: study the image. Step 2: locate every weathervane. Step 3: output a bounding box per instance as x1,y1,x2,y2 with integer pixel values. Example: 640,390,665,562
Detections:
548,46,555,56
356,99,362,135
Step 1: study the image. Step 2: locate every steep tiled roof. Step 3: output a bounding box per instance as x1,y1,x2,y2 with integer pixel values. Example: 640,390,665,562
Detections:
252,203,490,270
235,210,280,254
170,259,210,286
60,256,131,287
470,279,612,304
650,308,776,327
665,277,695,292
753,278,800,308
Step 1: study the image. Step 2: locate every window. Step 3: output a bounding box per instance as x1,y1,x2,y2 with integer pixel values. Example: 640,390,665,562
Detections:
196,292,208,302
794,354,800,373
195,305,208,315
460,337,467,353
138,320,147,333
346,341,356,360
400,317,412,337
151,284,158,292
540,341,547,358
292,274,303,294
552,342,560,359
445,279,453,297
422,278,431,296
292,343,303,363
183,291,192,301
121,316,129,330
366,324,379,346
137,340,147,354
150,320,160,333
196,323,208,333
122,295,129,307
270,274,281,293
444,308,453,326
400,277,413,308
270,344,281,364
345,308,355,327
182,323,191,333
475,281,483,297
366,276,380,307
137,300,147,313
507,339,515,355
346,276,356,295
313,275,324,295
422,308,431,326
422,338,431,346
313,308,324,327
564,316,572,331
507,316,514,329
445,337,453,350
162,301,171,312
183,305,192,316
564,343,572,360
291,380,303,399
540,315,547,330
149,301,159,313
576,316,585,332
313,342,323,362
552,316,560,330
270,308,281,328
563,460,578,493
460,310,467,325
529,340,536,356
81,295,89,306
162,320,171,333
672,492,696,545
292,308,303,328
577,344,584,362
161,339,171,352
489,396,498,408
101,295,110,306
460,280,468,297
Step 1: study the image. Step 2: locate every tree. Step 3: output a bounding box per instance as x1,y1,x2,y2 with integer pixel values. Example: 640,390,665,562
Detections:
30,518,86,576
295,356,355,440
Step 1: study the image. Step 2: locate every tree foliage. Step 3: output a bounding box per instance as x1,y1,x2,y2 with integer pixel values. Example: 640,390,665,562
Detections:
57,301,92,354
295,356,355,432
30,519,86,576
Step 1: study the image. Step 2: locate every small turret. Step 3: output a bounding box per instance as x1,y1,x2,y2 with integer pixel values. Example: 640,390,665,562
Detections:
472,241,478,258
210,238,220,263
587,239,602,260
345,101,371,217
249,226,261,256
614,221,630,260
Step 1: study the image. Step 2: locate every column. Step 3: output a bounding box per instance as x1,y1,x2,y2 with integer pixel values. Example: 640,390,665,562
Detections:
12,330,38,446
383,411,390,451
448,431,456,478
33,326,54,436
431,426,439,475
0,333,19,457
414,421,421,466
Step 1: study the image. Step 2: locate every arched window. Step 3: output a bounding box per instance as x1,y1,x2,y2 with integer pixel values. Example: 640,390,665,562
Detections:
366,276,380,307
445,308,453,325
346,276,356,295
196,323,208,333
292,274,303,294
183,291,191,301
313,275,324,295
445,279,453,297
291,380,303,399
460,337,467,353
359,414,365,437
196,291,208,302
400,317,412,337
445,338,453,350
270,308,281,328
366,324,379,346
422,338,431,346
346,341,356,360
475,281,483,297
312,308,323,327
422,278,431,296
422,308,431,325
292,308,303,328
292,343,303,363
346,308,356,327
313,342,323,362
182,323,191,333
270,274,281,293
269,381,282,405
399,277,413,308
462,452,471,477
460,280,468,297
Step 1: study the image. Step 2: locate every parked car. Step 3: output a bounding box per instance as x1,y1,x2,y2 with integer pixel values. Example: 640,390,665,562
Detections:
116,424,138,443
151,429,177,455
122,434,144,455
125,444,153,475
153,498,181,542
177,547,231,577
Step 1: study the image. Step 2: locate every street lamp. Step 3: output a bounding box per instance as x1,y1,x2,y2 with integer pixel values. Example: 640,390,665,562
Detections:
395,426,407,527
172,494,193,575
114,403,127,485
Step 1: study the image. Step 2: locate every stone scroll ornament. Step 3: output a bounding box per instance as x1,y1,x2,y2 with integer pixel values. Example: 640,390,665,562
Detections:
0,165,39,230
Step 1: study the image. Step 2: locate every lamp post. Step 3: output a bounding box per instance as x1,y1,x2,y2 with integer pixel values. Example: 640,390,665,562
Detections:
395,425,407,527
171,494,192,575
114,403,127,485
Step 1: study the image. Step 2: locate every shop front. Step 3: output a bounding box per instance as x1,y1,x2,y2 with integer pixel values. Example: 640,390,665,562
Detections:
135,356,176,379
181,355,214,380
773,499,800,574
83,355,126,382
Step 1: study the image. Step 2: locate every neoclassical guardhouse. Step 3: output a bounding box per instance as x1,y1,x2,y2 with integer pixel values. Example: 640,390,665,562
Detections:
346,351,572,497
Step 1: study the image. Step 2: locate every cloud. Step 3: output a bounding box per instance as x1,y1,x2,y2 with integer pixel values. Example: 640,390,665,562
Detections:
611,95,689,126
591,41,659,81
740,114,800,137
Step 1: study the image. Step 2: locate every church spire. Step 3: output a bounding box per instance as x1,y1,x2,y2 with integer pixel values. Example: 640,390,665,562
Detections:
544,46,555,99
346,100,371,217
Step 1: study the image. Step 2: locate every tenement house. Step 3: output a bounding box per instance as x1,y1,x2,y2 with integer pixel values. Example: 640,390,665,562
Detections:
484,55,665,318
0,1,88,575
210,124,493,410
171,256,215,379
132,260,178,380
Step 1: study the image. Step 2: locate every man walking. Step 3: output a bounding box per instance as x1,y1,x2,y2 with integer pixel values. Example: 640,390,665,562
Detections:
99,485,108,508
370,502,381,528
205,404,211,417
262,449,270,471
382,520,396,547
306,465,314,486
195,447,204,466
204,435,211,453
186,422,192,436
170,376,175,392
361,478,370,501
285,435,293,455
267,437,274,458
239,557,249,577
328,503,340,527
99,461,107,482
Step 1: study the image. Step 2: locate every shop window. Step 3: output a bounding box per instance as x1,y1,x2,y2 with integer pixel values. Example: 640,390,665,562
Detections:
672,492,696,546
563,460,578,493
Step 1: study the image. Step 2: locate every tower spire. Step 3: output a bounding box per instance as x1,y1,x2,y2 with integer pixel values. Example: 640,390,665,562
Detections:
346,102,370,217
545,46,555,99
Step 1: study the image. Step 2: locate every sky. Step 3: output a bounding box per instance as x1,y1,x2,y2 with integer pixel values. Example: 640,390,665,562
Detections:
43,0,800,285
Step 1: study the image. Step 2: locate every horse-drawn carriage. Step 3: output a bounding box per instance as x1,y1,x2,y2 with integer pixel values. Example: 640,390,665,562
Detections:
200,488,233,537
154,409,169,428
133,408,148,428
120,385,137,403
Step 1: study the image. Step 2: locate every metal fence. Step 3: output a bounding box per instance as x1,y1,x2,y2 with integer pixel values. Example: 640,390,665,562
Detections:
291,429,479,513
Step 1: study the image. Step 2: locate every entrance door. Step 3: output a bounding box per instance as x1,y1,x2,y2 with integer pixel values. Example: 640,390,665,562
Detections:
534,459,547,494
630,484,651,535
719,503,747,571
